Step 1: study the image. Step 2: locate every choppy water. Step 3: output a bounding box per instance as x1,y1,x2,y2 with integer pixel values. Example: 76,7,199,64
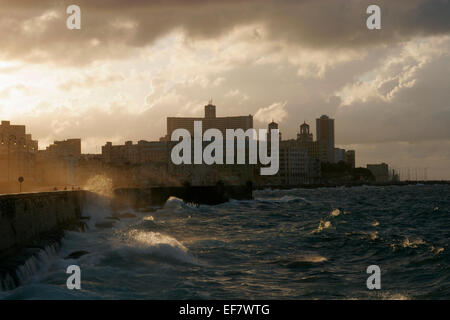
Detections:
1,185,449,299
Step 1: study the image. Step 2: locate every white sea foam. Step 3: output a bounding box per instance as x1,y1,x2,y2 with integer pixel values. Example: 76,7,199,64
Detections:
401,237,425,248
313,219,331,233
0,274,15,292
163,196,186,210
0,244,60,292
298,254,328,263
83,175,113,198
430,246,444,254
391,236,426,251
330,209,340,217
118,230,199,265
381,292,410,300
82,193,114,229
369,231,379,240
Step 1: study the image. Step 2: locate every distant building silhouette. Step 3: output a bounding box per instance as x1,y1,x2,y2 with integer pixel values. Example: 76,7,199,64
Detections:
278,139,321,185
0,120,38,190
297,121,313,142
165,103,255,186
44,139,81,157
296,121,320,161
345,150,356,169
37,139,82,187
367,163,389,182
204,102,216,119
316,115,335,163
262,121,321,185
334,148,346,163
267,120,281,142
102,140,168,165
166,103,253,139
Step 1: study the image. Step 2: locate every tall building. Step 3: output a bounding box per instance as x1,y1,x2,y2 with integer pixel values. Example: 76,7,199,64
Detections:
334,148,346,163
297,122,313,142
0,120,38,188
166,103,255,186
316,115,335,163
267,120,281,141
296,121,320,160
261,121,321,186
204,102,216,118
278,140,309,185
277,139,321,185
166,103,253,138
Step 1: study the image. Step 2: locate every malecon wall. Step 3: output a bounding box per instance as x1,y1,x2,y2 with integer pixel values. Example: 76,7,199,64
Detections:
0,191,85,256
113,183,253,209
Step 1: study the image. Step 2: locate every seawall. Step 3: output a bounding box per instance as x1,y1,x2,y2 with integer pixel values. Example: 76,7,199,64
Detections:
113,184,253,209
0,191,89,290
0,191,87,257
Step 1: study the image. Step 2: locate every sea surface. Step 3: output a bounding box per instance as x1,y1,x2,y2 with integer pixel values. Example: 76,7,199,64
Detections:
1,184,449,299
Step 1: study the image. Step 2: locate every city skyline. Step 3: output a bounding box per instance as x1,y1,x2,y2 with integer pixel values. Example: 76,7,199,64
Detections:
0,1,449,303
0,96,445,181
0,0,449,179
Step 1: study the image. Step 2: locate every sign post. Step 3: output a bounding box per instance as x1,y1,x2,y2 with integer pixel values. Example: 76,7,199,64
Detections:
18,176,24,193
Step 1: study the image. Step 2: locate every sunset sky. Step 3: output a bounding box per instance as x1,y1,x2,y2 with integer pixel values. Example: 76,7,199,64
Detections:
0,0,449,179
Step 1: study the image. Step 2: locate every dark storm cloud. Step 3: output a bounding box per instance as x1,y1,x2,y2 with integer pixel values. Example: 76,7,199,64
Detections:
0,0,449,64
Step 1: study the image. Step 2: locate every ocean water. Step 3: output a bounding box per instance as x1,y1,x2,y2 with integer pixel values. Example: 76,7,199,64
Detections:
1,185,449,299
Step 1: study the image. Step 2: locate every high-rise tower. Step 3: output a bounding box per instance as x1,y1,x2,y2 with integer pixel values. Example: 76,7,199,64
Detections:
204,102,216,119
316,115,335,163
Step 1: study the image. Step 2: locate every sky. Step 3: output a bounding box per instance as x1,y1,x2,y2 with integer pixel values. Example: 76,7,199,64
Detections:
0,0,449,179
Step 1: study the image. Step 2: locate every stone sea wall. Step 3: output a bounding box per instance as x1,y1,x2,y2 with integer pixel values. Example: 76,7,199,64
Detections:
0,191,86,257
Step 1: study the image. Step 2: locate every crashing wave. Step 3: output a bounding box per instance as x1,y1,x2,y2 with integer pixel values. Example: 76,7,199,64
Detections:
117,230,199,266
0,244,59,292
163,196,186,210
